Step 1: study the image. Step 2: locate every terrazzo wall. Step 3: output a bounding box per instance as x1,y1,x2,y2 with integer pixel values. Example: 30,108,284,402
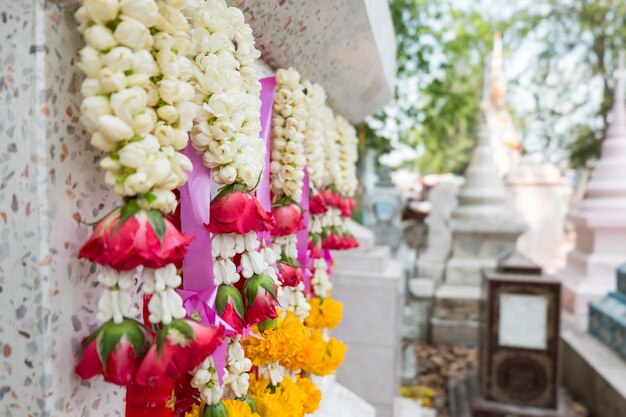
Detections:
0,1,123,415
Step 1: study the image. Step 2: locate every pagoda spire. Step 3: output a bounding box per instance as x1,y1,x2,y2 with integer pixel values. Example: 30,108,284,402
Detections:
606,50,626,139
489,32,507,106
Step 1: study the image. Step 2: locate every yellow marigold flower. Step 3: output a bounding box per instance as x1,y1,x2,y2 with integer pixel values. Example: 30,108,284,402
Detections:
304,297,343,330
295,376,322,414
308,337,348,376
223,399,260,417
252,394,290,417
184,403,203,417
247,373,272,396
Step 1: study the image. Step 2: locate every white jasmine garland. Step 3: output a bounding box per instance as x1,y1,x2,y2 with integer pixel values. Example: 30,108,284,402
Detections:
185,0,264,190
302,81,327,190
191,357,226,405
270,68,308,203
224,337,253,398
321,105,341,189
271,234,298,261
141,264,187,325
75,0,197,214
211,232,269,285
96,267,139,324
311,258,332,298
335,115,359,197
259,361,286,387
278,283,311,320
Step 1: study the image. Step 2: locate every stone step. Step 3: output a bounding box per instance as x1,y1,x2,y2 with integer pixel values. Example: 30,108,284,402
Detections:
433,284,482,320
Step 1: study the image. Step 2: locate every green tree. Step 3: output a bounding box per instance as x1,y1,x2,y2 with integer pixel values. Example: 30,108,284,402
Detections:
366,0,504,175
515,0,626,168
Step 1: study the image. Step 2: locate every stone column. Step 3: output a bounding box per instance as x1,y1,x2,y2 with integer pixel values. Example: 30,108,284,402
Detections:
505,160,571,273
557,54,626,315
431,117,526,346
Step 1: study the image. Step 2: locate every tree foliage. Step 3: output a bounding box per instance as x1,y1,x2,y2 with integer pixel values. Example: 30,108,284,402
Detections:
369,0,626,174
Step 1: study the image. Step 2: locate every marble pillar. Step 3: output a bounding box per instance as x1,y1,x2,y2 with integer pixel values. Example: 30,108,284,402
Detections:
505,160,570,273
431,117,526,346
557,56,626,315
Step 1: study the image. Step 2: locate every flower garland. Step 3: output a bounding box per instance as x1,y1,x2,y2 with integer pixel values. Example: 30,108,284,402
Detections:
182,1,278,415
74,1,225,415
269,68,310,319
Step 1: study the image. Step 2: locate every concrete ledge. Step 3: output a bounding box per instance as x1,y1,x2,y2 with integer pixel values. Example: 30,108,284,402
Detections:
561,313,626,417
430,317,480,347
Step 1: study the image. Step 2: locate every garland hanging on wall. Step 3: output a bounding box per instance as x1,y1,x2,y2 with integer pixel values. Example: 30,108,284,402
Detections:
73,2,361,416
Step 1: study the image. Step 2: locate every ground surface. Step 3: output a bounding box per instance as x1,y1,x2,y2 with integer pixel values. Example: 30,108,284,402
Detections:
407,343,589,417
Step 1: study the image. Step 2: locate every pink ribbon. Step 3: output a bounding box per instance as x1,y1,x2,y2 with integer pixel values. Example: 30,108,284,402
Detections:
323,248,334,283
179,144,214,291
179,145,232,382
297,169,312,295
256,76,277,245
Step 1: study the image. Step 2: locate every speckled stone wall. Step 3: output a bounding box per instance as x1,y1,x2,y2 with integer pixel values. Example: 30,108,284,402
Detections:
0,1,122,416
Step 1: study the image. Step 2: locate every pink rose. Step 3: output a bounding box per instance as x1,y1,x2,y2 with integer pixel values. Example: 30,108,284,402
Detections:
79,206,192,271
271,204,305,236
243,275,278,325
207,191,275,235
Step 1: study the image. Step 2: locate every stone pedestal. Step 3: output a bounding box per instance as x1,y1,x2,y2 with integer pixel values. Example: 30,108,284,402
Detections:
415,180,460,284
505,160,570,273
556,59,626,315
333,231,403,417
561,313,626,417
312,376,376,417
589,263,626,359
431,117,525,346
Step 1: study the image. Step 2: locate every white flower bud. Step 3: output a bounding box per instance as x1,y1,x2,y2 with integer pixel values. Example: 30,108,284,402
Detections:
110,87,148,124
90,132,117,152
84,25,117,51
120,0,159,27
98,115,134,142
114,16,152,49
157,105,179,124
84,0,119,24
80,95,112,132
80,78,102,97
102,47,134,72
77,47,103,77
133,108,157,135
98,68,128,93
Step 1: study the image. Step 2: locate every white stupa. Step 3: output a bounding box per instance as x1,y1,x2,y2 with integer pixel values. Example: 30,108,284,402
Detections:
486,32,521,176
558,52,626,314
431,93,526,345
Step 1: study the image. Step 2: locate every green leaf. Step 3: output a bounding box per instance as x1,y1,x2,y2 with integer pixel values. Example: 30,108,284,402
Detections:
216,285,245,318
169,319,194,341
124,320,147,357
147,209,166,242
96,321,125,371
211,183,236,204
202,402,228,417
258,275,277,299
143,191,157,205
115,200,141,231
